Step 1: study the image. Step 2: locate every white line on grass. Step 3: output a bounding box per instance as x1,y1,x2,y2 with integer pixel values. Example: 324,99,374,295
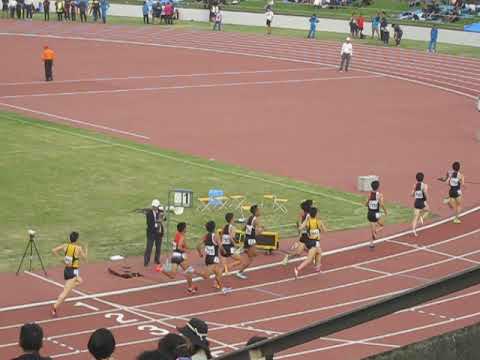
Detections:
0,111,364,207
0,102,149,140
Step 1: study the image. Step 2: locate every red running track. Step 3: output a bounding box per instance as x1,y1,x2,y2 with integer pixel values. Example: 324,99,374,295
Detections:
0,20,479,359
1,210,480,359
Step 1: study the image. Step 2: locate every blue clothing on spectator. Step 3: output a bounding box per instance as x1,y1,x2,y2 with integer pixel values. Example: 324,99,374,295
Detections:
430,27,438,41
307,15,319,38
372,15,380,28
100,0,108,22
429,27,438,52
142,2,148,15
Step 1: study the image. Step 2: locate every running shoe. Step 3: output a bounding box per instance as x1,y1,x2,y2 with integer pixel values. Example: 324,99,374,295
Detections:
413,229,418,237
50,306,57,317
221,287,232,294
294,267,299,279
235,272,248,280
187,286,198,295
315,265,322,273
281,255,289,266
369,243,375,250
453,218,462,224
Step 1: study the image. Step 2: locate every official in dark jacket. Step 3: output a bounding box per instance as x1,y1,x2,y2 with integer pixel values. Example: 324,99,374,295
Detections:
144,199,164,267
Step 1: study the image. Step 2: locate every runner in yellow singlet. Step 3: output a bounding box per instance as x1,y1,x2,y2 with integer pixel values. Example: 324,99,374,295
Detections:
51,231,87,317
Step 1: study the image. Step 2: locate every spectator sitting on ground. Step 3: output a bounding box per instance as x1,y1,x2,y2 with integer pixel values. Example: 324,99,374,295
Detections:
392,23,403,46
13,323,52,360
177,318,212,359
88,328,116,360
245,336,273,360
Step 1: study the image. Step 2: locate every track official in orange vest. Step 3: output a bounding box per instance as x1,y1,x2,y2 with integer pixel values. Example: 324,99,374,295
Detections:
41,45,55,81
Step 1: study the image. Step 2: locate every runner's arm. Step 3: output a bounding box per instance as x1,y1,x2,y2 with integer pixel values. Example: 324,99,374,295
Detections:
380,194,388,216
52,244,66,256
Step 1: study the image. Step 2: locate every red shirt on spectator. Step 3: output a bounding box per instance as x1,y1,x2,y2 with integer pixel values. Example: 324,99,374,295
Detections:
357,15,365,29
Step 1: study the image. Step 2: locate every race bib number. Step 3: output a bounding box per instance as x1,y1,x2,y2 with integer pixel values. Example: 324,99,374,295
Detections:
310,229,320,239
213,256,220,264
368,200,378,210
457,189,462,195
414,190,423,199
245,225,253,236
205,246,216,256
247,238,256,246
376,212,382,220
172,251,184,260
64,255,73,266
222,234,231,245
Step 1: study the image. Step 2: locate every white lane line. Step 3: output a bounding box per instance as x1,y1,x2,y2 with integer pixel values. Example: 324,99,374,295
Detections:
1,218,476,319
0,67,329,86
133,225,480,310
0,75,382,99
0,32,476,100
175,247,480,320
0,102,150,140
23,271,239,352
387,238,480,266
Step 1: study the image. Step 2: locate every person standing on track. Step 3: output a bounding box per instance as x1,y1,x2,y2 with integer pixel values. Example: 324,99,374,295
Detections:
50,232,88,317
440,161,465,224
43,0,50,20
366,180,387,248
428,25,438,53
294,207,326,278
282,200,312,266
41,45,55,82
197,220,232,294
236,205,263,280
338,37,353,72
411,172,429,237
144,199,164,267
307,14,319,39
220,213,242,273
162,222,199,295
265,6,273,35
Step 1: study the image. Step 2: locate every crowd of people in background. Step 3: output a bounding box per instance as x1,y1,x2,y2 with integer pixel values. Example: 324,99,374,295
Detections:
1,0,110,23
13,319,274,360
142,0,178,25
349,12,403,46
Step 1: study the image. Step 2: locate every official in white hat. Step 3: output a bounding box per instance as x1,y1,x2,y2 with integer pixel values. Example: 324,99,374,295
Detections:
144,199,165,267
339,37,353,72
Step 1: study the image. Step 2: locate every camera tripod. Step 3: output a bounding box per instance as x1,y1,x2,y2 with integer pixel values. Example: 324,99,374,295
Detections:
16,232,47,276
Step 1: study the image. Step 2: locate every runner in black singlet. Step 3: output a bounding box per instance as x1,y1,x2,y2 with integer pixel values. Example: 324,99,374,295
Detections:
411,172,430,237
441,161,465,224
197,221,232,294
236,205,263,280
282,200,312,266
365,180,387,248
220,213,242,273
